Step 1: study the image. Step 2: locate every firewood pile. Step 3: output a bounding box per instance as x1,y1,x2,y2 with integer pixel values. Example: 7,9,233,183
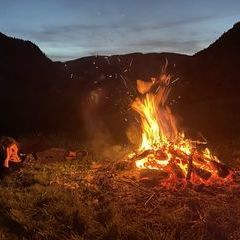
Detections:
128,146,232,185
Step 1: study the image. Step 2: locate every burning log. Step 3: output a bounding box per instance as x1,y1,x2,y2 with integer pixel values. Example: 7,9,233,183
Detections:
186,154,193,180
169,148,189,161
170,162,185,179
128,146,230,183
129,150,153,161
155,149,168,160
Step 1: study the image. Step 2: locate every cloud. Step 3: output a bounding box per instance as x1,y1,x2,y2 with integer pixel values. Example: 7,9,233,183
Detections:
27,23,123,43
126,39,201,51
12,14,220,60
24,14,214,42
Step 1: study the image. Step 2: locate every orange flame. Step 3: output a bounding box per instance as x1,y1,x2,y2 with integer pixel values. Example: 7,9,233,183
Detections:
130,67,231,185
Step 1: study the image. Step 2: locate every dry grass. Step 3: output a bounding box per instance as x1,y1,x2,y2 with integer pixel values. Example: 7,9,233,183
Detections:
0,138,240,240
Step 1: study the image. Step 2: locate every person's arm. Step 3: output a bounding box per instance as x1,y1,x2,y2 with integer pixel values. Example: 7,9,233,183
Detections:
3,147,10,168
3,145,21,168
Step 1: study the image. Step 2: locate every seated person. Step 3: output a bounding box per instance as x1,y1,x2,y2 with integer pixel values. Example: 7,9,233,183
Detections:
0,136,21,177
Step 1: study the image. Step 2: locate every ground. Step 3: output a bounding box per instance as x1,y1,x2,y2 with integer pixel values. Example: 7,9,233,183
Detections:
1,137,240,240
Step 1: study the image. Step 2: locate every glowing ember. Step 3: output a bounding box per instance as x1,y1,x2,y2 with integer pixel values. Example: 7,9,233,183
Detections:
129,66,231,185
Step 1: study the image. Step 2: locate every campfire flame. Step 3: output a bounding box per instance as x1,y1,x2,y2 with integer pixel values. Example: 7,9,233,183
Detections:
129,66,231,185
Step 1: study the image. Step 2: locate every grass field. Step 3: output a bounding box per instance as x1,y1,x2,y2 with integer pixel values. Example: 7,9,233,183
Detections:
1,137,240,240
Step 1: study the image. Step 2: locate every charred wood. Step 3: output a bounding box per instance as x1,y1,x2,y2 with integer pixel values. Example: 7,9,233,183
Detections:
186,154,193,180
193,167,212,180
211,161,229,178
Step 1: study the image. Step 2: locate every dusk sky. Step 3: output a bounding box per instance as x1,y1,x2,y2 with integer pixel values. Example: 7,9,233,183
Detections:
0,0,239,61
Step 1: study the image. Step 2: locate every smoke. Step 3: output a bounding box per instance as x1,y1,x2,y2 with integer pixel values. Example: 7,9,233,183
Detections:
81,95,129,161
86,126,131,161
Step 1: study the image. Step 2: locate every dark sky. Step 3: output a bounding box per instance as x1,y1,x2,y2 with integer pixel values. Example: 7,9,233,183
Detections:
0,0,239,61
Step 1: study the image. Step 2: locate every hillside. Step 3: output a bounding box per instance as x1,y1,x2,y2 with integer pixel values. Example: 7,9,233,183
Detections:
173,22,240,141
0,22,240,143
0,33,75,135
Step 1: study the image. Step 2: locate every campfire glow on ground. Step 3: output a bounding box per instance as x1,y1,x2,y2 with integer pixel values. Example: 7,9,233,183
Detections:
129,66,231,186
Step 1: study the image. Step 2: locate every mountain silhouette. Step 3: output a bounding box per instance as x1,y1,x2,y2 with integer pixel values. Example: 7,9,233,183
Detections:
0,33,76,135
0,22,240,142
174,22,240,140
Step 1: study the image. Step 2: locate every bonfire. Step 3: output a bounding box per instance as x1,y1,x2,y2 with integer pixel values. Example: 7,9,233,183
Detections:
128,66,231,186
